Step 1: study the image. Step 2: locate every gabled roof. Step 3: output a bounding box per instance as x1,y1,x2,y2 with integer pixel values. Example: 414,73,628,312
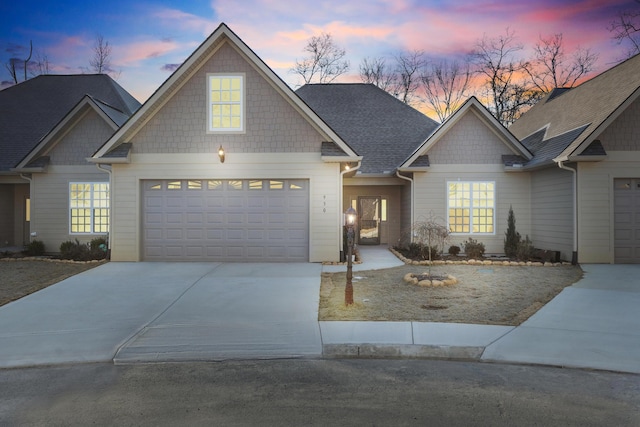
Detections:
93,23,359,161
400,97,532,170
509,53,640,162
12,95,131,171
296,83,439,174
0,74,140,173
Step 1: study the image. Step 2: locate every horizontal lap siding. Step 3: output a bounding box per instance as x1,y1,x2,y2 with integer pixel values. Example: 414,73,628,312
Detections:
110,153,340,262
31,166,109,252
531,167,574,261
413,165,531,255
578,152,640,263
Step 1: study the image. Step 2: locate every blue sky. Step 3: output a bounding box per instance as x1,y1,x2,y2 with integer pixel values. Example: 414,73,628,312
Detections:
1,0,637,103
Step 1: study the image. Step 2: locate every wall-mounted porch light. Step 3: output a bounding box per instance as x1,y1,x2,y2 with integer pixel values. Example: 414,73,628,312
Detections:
218,145,225,163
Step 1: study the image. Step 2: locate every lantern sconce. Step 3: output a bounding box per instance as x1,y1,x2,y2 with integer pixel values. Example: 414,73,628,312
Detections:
218,145,225,163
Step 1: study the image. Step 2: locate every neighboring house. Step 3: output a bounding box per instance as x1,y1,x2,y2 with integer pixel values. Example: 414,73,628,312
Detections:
0,75,140,251
508,54,640,264
91,23,360,262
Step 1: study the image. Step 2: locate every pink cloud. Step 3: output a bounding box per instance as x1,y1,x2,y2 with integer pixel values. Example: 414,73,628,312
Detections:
114,39,182,67
154,8,218,36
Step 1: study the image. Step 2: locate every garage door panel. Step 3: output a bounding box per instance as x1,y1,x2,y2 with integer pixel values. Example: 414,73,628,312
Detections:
614,178,640,263
143,179,309,261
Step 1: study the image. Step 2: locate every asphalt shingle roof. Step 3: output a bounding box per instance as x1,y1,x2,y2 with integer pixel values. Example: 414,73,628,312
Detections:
509,53,640,161
296,83,439,174
0,74,140,172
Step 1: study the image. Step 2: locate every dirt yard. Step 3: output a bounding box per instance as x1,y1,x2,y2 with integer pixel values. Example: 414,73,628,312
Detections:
0,260,104,306
320,264,583,326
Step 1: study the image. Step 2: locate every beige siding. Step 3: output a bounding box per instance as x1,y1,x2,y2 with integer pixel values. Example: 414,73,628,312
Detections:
428,111,519,164
110,153,341,262
30,165,109,252
413,165,531,255
577,152,640,263
46,109,115,165
530,167,574,261
132,42,323,154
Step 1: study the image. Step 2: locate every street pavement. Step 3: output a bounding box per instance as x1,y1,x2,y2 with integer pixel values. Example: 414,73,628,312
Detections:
0,247,639,374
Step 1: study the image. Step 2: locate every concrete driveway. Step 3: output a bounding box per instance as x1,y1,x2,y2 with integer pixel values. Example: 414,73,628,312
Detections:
0,262,322,368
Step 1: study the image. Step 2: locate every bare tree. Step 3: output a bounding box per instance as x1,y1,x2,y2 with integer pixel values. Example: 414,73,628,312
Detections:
525,33,598,93
392,50,427,105
32,49,52,77
90,34,112,74
359,56,396,91
609,0,640,59
4,40,32,84
471,28,536,126
291,32,349,84
421,58,472,122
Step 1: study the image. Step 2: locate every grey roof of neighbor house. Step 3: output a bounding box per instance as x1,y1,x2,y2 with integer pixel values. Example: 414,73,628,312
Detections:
296,83,439,174
0,74,141,172
509,53,640,164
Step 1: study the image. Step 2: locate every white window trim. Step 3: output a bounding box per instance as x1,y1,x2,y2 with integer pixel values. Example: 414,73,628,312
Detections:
207,73,245,133
447,181,496,235
69,182,110,235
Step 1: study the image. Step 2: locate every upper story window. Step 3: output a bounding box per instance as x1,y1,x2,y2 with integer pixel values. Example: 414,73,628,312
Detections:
207,74,244,133
447,181,495,234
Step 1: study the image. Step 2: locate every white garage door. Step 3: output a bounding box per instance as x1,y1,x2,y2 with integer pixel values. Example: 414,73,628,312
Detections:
614,178,640,264
143,179,309,262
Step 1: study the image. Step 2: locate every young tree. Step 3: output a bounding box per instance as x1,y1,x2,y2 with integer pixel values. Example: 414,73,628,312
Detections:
504,206,521,258
90,34,112,74
420,58,472,122
608,0,640,59
291,32,349,84
471,28,537,126
32,49,52,77
525,33,598,94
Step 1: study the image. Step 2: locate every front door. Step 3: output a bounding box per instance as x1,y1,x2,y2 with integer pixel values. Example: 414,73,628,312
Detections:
358,196,380,245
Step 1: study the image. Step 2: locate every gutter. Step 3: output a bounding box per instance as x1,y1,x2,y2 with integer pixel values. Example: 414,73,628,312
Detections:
558,161,578,264
395,170,414,242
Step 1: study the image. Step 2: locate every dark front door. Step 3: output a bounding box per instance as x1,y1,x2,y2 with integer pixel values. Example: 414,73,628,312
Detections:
358,196,380,245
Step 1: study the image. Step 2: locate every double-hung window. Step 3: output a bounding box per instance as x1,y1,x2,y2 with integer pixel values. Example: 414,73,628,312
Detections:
207,74,244,132
447,181,495,234
69,183,109,234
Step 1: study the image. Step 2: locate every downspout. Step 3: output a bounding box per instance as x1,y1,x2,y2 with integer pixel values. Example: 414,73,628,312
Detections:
96,164,112,255
558,161,578,264
340,161,361,260
395,170,414,243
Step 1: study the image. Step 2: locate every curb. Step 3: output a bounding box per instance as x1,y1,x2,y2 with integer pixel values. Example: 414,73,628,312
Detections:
323,344,485,360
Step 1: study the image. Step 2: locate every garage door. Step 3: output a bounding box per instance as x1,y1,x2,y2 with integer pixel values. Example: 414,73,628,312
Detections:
614,178,640,264
143,179,309,262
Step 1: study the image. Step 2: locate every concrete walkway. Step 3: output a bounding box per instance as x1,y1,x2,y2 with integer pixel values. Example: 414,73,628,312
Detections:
1,247,639,374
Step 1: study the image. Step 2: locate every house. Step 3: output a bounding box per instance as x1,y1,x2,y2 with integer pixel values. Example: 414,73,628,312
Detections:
5,23,638,264
0,75,140,251
91,23,360,262
508,54,640,264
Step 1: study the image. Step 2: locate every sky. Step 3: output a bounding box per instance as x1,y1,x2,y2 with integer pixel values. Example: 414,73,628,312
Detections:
1,0,637,112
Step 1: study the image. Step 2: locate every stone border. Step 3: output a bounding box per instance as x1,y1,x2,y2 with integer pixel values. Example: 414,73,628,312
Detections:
0,256,107,265
390,247,572,267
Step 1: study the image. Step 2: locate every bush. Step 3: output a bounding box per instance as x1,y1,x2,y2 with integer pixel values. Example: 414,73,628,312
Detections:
516,235,535,261
448,245,461,256
25,239,45,256
405,242,423,259
462,238,485,259
59,238,107,261
421,245,440,261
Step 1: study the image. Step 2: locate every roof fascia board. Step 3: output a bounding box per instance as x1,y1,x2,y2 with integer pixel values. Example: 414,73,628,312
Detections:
321,155,363,162
15,96,118,169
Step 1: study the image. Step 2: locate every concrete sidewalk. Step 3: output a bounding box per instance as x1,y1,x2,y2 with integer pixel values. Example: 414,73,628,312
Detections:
1,246,639,374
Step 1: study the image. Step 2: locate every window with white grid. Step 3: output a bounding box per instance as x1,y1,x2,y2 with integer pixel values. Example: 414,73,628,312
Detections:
207,74,244,132
447,181,495,234
69,183,109,234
